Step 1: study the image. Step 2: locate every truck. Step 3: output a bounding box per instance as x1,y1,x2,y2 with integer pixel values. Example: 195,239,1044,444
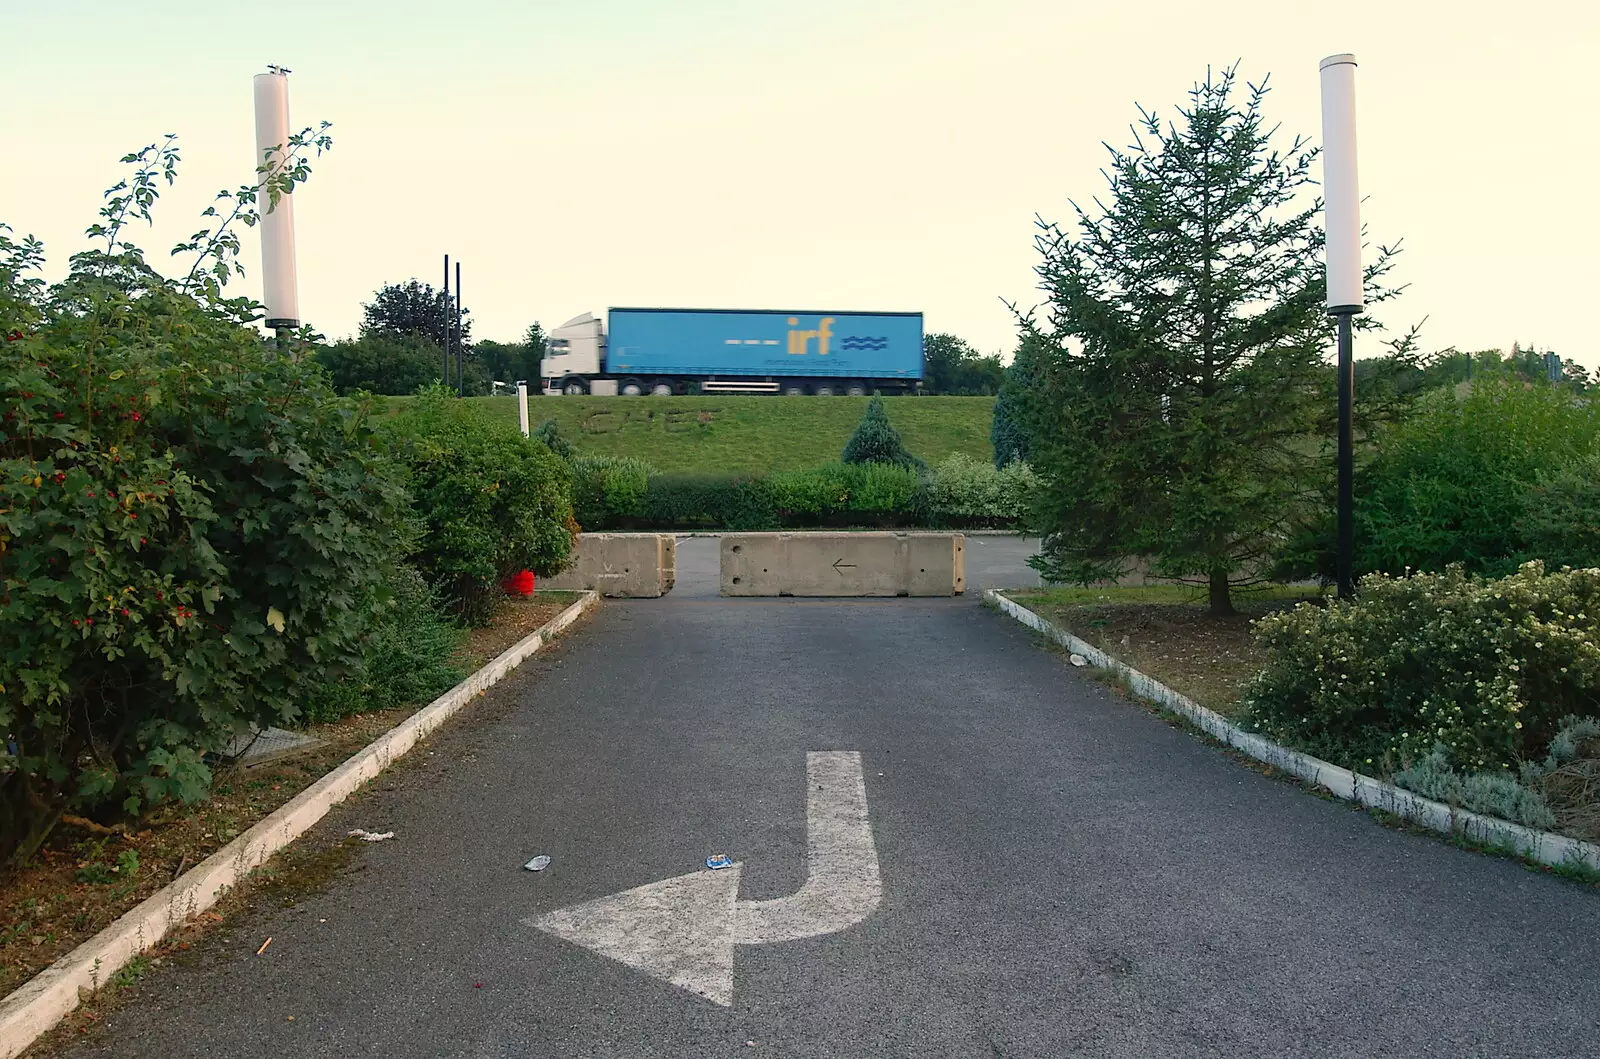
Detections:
539,307,924,396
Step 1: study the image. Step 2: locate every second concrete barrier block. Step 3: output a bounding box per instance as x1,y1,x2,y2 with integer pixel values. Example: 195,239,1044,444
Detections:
720,533,964,597
542,533,675,598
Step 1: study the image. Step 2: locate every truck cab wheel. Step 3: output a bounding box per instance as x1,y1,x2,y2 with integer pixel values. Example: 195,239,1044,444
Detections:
620,379,645,396
562,378,589,396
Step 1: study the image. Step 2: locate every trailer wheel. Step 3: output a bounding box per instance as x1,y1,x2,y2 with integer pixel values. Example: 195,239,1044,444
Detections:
814,385,836,397
562,377,589,396
619,378,645,396
782,384,805,397
650,381,674,396
846,383,867,397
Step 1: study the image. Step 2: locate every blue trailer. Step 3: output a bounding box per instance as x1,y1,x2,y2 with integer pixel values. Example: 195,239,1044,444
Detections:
540,307,924,396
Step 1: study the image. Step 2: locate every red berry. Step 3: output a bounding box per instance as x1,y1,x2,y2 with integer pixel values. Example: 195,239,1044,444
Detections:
54,412,64,419
139,537,146,545
121,608,130,617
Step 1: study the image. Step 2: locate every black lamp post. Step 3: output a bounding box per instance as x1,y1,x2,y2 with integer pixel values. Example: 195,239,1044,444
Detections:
1320,53,1363,600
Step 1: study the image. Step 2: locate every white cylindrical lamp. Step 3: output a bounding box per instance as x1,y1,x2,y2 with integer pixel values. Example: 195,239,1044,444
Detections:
1319,53,1362,313
253,69,300,330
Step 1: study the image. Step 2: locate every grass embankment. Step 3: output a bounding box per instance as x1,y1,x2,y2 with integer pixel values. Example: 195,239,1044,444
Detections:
388,395,997,475
0,592,580,1000
1008,584,1326,715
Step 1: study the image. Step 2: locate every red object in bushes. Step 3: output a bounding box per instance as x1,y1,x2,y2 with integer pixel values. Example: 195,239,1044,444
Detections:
501,569,535,597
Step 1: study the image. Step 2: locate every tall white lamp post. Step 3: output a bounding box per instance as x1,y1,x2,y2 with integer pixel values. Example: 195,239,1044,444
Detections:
1320,53,1362,599
253,66,300,342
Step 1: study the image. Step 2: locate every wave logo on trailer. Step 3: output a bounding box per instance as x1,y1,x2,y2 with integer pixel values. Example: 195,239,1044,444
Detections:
838,336,887,351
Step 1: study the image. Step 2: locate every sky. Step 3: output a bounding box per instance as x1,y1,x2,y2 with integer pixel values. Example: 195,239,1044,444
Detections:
4,0,1596,369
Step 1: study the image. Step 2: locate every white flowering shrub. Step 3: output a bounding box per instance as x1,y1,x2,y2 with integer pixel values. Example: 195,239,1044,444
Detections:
1242,562,1600,774
922,454,1039,525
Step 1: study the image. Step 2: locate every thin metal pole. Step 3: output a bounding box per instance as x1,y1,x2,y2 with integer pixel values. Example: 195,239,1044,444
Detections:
442,254,451,388
455,260,464,396
1336,310,1355,600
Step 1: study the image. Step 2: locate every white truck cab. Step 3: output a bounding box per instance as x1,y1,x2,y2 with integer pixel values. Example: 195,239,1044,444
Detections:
540,313,610,395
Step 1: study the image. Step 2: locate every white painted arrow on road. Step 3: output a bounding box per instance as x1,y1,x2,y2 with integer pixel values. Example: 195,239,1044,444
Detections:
529,750,881,1006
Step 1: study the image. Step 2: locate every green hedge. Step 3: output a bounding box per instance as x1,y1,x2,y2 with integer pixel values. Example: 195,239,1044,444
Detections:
1358,381,1600,576
302,565,466,725
569,455,1039,531
922,454,1039,524
638,474,779,530
383,386,578,626
571,454,650,531
769,463,924,525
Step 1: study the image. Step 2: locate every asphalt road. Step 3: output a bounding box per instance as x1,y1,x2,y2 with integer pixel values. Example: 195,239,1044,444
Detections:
54,552,1600,1058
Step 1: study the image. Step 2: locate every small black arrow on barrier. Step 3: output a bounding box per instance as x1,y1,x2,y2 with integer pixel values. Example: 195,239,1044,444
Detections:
832,558,857,573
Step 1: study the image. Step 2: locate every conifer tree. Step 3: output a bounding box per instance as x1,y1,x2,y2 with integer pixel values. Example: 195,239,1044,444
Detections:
991,333,1046,468
1019,65,1401,614
841,396,923,471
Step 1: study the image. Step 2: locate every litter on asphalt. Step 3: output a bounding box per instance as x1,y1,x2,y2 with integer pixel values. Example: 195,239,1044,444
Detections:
524,855,552,872
1069,654,1088,667
348,829,395,842
705,854,735,870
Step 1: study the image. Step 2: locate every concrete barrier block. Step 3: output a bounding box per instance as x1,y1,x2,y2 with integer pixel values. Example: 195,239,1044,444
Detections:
542,533,674,598
720,532,965,597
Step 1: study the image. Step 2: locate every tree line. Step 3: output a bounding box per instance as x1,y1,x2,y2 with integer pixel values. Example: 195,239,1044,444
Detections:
313,279,547,397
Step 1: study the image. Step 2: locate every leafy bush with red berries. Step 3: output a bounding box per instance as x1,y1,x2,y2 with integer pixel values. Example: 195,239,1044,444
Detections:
383,385,577,626
0,136,411,865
